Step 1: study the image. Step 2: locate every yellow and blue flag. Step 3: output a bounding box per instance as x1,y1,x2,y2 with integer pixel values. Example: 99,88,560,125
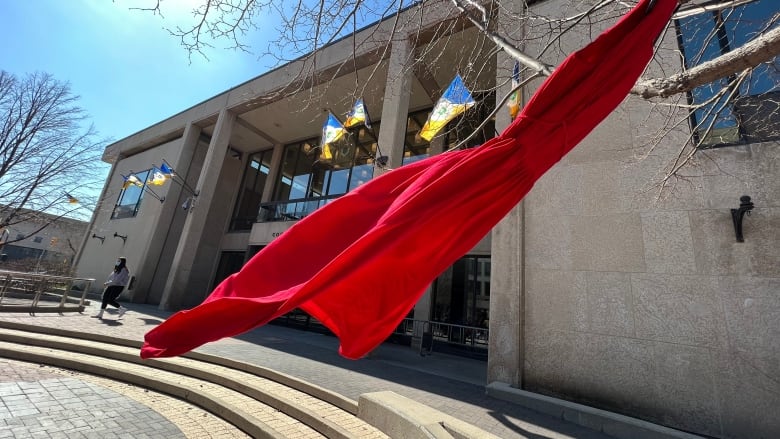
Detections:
344,98,372,129
149,167,168,186
322,112,346,149
64,192,79,204
122,174,144,190
419,74,476,141
507,61,521,120
159,162,175,177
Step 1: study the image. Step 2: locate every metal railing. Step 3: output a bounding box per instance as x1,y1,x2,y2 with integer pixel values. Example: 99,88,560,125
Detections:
256,195,341,223
394,318,489,349
0,269,95,314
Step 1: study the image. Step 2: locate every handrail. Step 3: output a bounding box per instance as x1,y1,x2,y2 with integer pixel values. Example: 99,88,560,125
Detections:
394,318,489,349
0,269,95,314
255,195,342,223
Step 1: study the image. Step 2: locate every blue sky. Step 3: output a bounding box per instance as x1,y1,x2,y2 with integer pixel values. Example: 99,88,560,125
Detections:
1,0,272,163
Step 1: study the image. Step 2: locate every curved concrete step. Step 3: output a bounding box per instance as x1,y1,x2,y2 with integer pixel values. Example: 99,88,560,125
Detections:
0,324,388,439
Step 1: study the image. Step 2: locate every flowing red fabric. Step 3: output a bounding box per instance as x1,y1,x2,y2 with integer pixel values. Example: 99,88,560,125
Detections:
141,0,678,360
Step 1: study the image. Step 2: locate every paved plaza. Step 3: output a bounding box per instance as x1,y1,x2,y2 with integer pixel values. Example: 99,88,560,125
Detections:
0,304,611,438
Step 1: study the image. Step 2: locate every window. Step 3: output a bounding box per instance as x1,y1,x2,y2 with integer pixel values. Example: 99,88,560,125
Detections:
33,236,42,243
230,150,273,230
405,110,432,165
266,126,379,221
432,255,491,327
677,0,779,146
112,170,150,219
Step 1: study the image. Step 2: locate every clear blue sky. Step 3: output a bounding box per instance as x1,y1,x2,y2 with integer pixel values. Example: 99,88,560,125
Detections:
1,0,271,162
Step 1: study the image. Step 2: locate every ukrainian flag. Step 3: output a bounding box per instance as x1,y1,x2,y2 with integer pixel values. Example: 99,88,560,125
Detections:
344,98,371,129
419,74,476,141
322,112,347,148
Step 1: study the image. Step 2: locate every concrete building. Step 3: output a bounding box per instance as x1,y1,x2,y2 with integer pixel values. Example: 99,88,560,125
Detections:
75,1,779,438
0,211,87,272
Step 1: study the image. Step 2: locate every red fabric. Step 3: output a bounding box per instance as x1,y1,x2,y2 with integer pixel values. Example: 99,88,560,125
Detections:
141,0,678,360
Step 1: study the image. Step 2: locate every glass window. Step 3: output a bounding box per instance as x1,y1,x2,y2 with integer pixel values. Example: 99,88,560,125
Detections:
262,127,378,222
404,110,432,165
112,170,150,219
432,255,491,328
677,0,780,146
230,150,273,231
272,130,379,203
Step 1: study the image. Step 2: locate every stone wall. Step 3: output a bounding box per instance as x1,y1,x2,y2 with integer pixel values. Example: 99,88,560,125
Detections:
515,1,780,437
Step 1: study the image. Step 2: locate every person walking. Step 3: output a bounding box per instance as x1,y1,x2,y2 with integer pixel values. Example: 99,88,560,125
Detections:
93,257,130,319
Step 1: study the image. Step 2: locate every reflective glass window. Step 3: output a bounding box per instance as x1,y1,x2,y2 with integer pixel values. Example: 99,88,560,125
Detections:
677,0,779,146
112,170,150,219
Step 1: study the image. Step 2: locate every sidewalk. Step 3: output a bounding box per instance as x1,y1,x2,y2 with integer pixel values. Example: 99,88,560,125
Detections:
0,303,611,438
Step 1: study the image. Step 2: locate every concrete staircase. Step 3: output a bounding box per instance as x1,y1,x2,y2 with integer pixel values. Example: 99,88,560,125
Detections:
0,321,501,439
0,321,385,439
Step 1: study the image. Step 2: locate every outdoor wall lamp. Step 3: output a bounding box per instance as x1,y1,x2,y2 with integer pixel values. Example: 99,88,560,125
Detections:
92,234,105,244
731,195,754,243
113,232,128,243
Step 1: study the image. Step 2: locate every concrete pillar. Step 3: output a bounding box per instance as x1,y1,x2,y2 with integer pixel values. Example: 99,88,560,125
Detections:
375,37,413,176
429,136,446,156
160,109,235,310
411,284,434,350
487,0,526,388
261,143,284,202
133,123,202,303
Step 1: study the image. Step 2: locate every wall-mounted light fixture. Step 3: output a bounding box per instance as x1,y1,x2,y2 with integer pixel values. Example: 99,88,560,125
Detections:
731,195,754,243
113,232,128,243
92,233,105,244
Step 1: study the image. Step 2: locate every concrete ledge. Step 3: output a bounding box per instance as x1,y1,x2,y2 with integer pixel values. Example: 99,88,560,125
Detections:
358,391,501,439
486,382,704,439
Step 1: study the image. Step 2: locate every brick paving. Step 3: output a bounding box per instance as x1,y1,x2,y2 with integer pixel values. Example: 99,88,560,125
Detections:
0,304,611,438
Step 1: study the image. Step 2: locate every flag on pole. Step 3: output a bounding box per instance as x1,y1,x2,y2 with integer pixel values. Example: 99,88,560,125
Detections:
159,163,175,178
322,112,347,147
149,168,168,186
64,192,79,204
320,144,334,160
344,98,372,129
122,174,144,190
507,61,522,120
141,0,678,361
418,74,476,141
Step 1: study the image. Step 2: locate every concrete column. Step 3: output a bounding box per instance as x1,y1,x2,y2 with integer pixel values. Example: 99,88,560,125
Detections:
261,143,284,202
411,284,434,350
429,136,446,156
160,109,235,310
488,0,526,388
375,37,413,176
133,123,202,303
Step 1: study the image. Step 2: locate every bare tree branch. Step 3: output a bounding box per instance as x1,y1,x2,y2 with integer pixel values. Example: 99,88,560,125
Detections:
633,24,780,98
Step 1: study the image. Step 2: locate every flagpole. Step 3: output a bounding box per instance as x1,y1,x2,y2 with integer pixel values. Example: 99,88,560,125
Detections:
161,159,199,196
143,185,165,203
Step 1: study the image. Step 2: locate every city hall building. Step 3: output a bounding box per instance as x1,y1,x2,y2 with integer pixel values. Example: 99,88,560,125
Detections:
75,1,779,437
